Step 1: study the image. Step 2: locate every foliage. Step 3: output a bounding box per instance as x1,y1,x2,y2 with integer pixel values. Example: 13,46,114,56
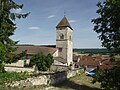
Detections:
92,0,120,89
0,71,29,85
92,0,120,53
30,53,54,71
93,66,120,90
0,0,29,72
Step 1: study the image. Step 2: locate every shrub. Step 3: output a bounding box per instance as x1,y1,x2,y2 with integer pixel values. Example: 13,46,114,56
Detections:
0,71,29,85
30,53,54,71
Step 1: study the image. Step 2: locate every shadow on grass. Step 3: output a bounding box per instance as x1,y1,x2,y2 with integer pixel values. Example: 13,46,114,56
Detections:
53,79,101,90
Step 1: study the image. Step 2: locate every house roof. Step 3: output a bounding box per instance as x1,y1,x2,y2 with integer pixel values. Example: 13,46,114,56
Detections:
79,55,117,70
99,64,115,71
56,16,73,30
54,57,67,64
13,46,57,55
79,56,99,66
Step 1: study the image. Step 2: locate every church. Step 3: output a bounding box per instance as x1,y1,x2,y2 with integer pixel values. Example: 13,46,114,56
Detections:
5,16,73,69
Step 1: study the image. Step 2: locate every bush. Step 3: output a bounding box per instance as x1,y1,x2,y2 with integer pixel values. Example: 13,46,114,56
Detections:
0,71,29,85
93,66,120,90
30,53,54,71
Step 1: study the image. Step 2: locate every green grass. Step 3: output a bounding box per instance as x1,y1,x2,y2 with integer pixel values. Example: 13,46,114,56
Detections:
0,71,29,85
54,70,101,90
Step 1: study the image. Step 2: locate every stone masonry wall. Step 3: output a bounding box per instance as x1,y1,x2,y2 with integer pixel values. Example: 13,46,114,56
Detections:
6,69,79,87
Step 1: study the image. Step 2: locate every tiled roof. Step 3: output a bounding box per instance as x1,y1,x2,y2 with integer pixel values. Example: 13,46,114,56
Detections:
79,55,117,70
79,56,99,66
99,65,115,71
54,57,67,64
56,16,73,30
13,46,57,55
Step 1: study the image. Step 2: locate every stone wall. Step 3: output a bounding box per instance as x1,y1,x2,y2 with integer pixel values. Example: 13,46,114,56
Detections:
5,59,30,67
6,69,79,87
5,66,35,73
50,65,68,72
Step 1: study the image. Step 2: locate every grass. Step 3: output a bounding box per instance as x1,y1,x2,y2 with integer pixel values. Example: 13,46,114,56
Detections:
53,70,101,90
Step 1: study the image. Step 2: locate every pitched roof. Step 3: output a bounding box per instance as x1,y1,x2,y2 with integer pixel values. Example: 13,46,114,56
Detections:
13,46,57,55
56,16,73,30
79,56,99,66
99,65,115,71
54,57,67,64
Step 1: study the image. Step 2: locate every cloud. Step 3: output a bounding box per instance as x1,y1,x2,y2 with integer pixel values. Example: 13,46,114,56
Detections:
69,20,77,23
28,26,40,30
48,15,56,18
14,9,22,13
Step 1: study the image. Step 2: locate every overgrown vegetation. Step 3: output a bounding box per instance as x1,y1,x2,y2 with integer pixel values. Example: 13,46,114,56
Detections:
92,0,120,89
30,53,54,71
0,0,29,72
54,69,100,90
0,71,29,85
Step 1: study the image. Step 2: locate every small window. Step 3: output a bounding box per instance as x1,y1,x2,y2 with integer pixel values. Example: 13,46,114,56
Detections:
69,36,72,40
58,48,62,52
60,34,64,39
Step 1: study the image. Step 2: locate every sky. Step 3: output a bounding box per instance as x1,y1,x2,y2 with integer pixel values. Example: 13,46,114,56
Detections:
11,0,105,48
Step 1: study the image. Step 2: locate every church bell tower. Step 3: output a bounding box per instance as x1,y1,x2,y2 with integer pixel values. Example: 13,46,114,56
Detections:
56,16,73,66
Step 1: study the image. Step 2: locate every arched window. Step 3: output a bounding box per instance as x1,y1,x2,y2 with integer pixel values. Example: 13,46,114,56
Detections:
60,34,64,39
69,36,72,41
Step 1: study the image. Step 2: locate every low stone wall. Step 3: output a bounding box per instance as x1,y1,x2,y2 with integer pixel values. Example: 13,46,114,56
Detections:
50,65,68,72
5,59,30,67
5,60,25,67
6,69,79,87
5,66,34,73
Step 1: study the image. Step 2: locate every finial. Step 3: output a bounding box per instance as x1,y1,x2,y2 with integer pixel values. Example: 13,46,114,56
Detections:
64,10,66,17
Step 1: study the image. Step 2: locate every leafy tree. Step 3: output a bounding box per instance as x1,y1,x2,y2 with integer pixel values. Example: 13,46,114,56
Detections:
92,0,120,53
93,66,120,90
0,0,29,72
45,53,54,68
92,0,120,89
30,53,54,71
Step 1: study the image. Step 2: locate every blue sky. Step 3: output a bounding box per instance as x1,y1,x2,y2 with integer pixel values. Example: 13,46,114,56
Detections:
11,0,104,48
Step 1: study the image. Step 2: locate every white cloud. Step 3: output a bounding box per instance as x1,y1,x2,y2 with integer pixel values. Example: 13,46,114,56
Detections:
14,9,22,13
69,20,77,23
28,27,40,30
48,15,56,18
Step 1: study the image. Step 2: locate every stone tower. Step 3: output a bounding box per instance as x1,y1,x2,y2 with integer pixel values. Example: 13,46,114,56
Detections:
56,16,73,66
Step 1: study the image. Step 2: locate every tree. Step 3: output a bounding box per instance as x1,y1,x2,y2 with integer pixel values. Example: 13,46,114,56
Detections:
92,0,120,89
92,0,120,53
45,53,54,68
93,66,120,90
0,0,29,72
30,53,54,71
